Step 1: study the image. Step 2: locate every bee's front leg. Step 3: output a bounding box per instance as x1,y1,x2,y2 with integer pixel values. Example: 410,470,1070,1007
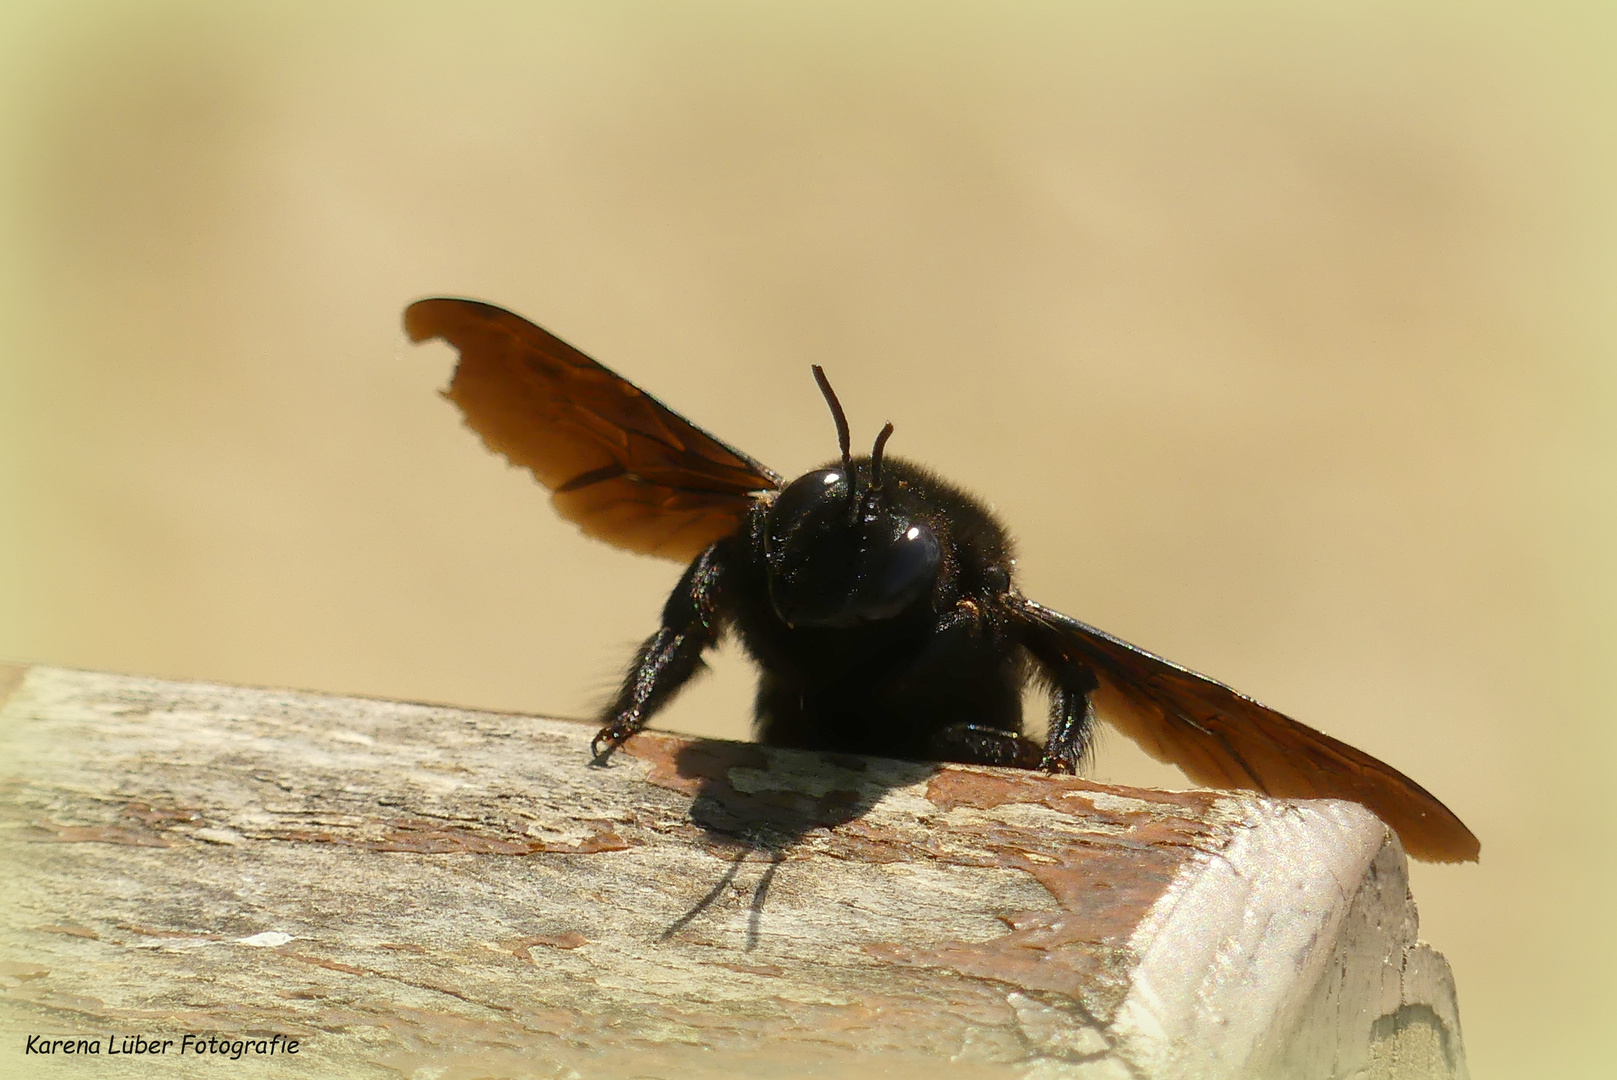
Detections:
591,541,730,761
928,724,1045,769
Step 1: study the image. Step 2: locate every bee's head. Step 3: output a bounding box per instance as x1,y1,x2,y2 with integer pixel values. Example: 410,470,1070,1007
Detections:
762,368,942,629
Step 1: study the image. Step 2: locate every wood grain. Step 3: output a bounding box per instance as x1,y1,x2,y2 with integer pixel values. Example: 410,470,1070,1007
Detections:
0,667,1466,1079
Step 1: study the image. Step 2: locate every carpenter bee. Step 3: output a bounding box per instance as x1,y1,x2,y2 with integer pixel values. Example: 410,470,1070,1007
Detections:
405,298,1478,863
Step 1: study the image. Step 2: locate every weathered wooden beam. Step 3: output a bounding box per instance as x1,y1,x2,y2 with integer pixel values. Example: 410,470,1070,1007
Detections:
0,663,1465,1079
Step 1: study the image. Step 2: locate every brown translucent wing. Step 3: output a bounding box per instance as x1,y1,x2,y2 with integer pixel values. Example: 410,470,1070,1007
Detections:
405,298,783,562
1014,596,1479,863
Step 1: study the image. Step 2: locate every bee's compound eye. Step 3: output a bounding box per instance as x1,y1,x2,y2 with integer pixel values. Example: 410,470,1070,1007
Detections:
860,520,941,620
765,469,846,556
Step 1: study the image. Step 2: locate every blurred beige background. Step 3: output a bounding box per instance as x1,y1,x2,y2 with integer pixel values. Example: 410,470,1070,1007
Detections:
1,2,1613,1076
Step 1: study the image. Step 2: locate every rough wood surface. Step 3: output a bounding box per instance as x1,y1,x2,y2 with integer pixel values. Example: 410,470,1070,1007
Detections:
0,664,1466,1079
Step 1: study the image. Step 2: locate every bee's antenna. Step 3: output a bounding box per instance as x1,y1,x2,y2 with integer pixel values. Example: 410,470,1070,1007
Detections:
869,422,895,487
811,365,853,477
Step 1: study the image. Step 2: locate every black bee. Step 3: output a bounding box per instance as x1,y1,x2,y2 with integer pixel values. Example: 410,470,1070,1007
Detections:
405,298,1478,863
